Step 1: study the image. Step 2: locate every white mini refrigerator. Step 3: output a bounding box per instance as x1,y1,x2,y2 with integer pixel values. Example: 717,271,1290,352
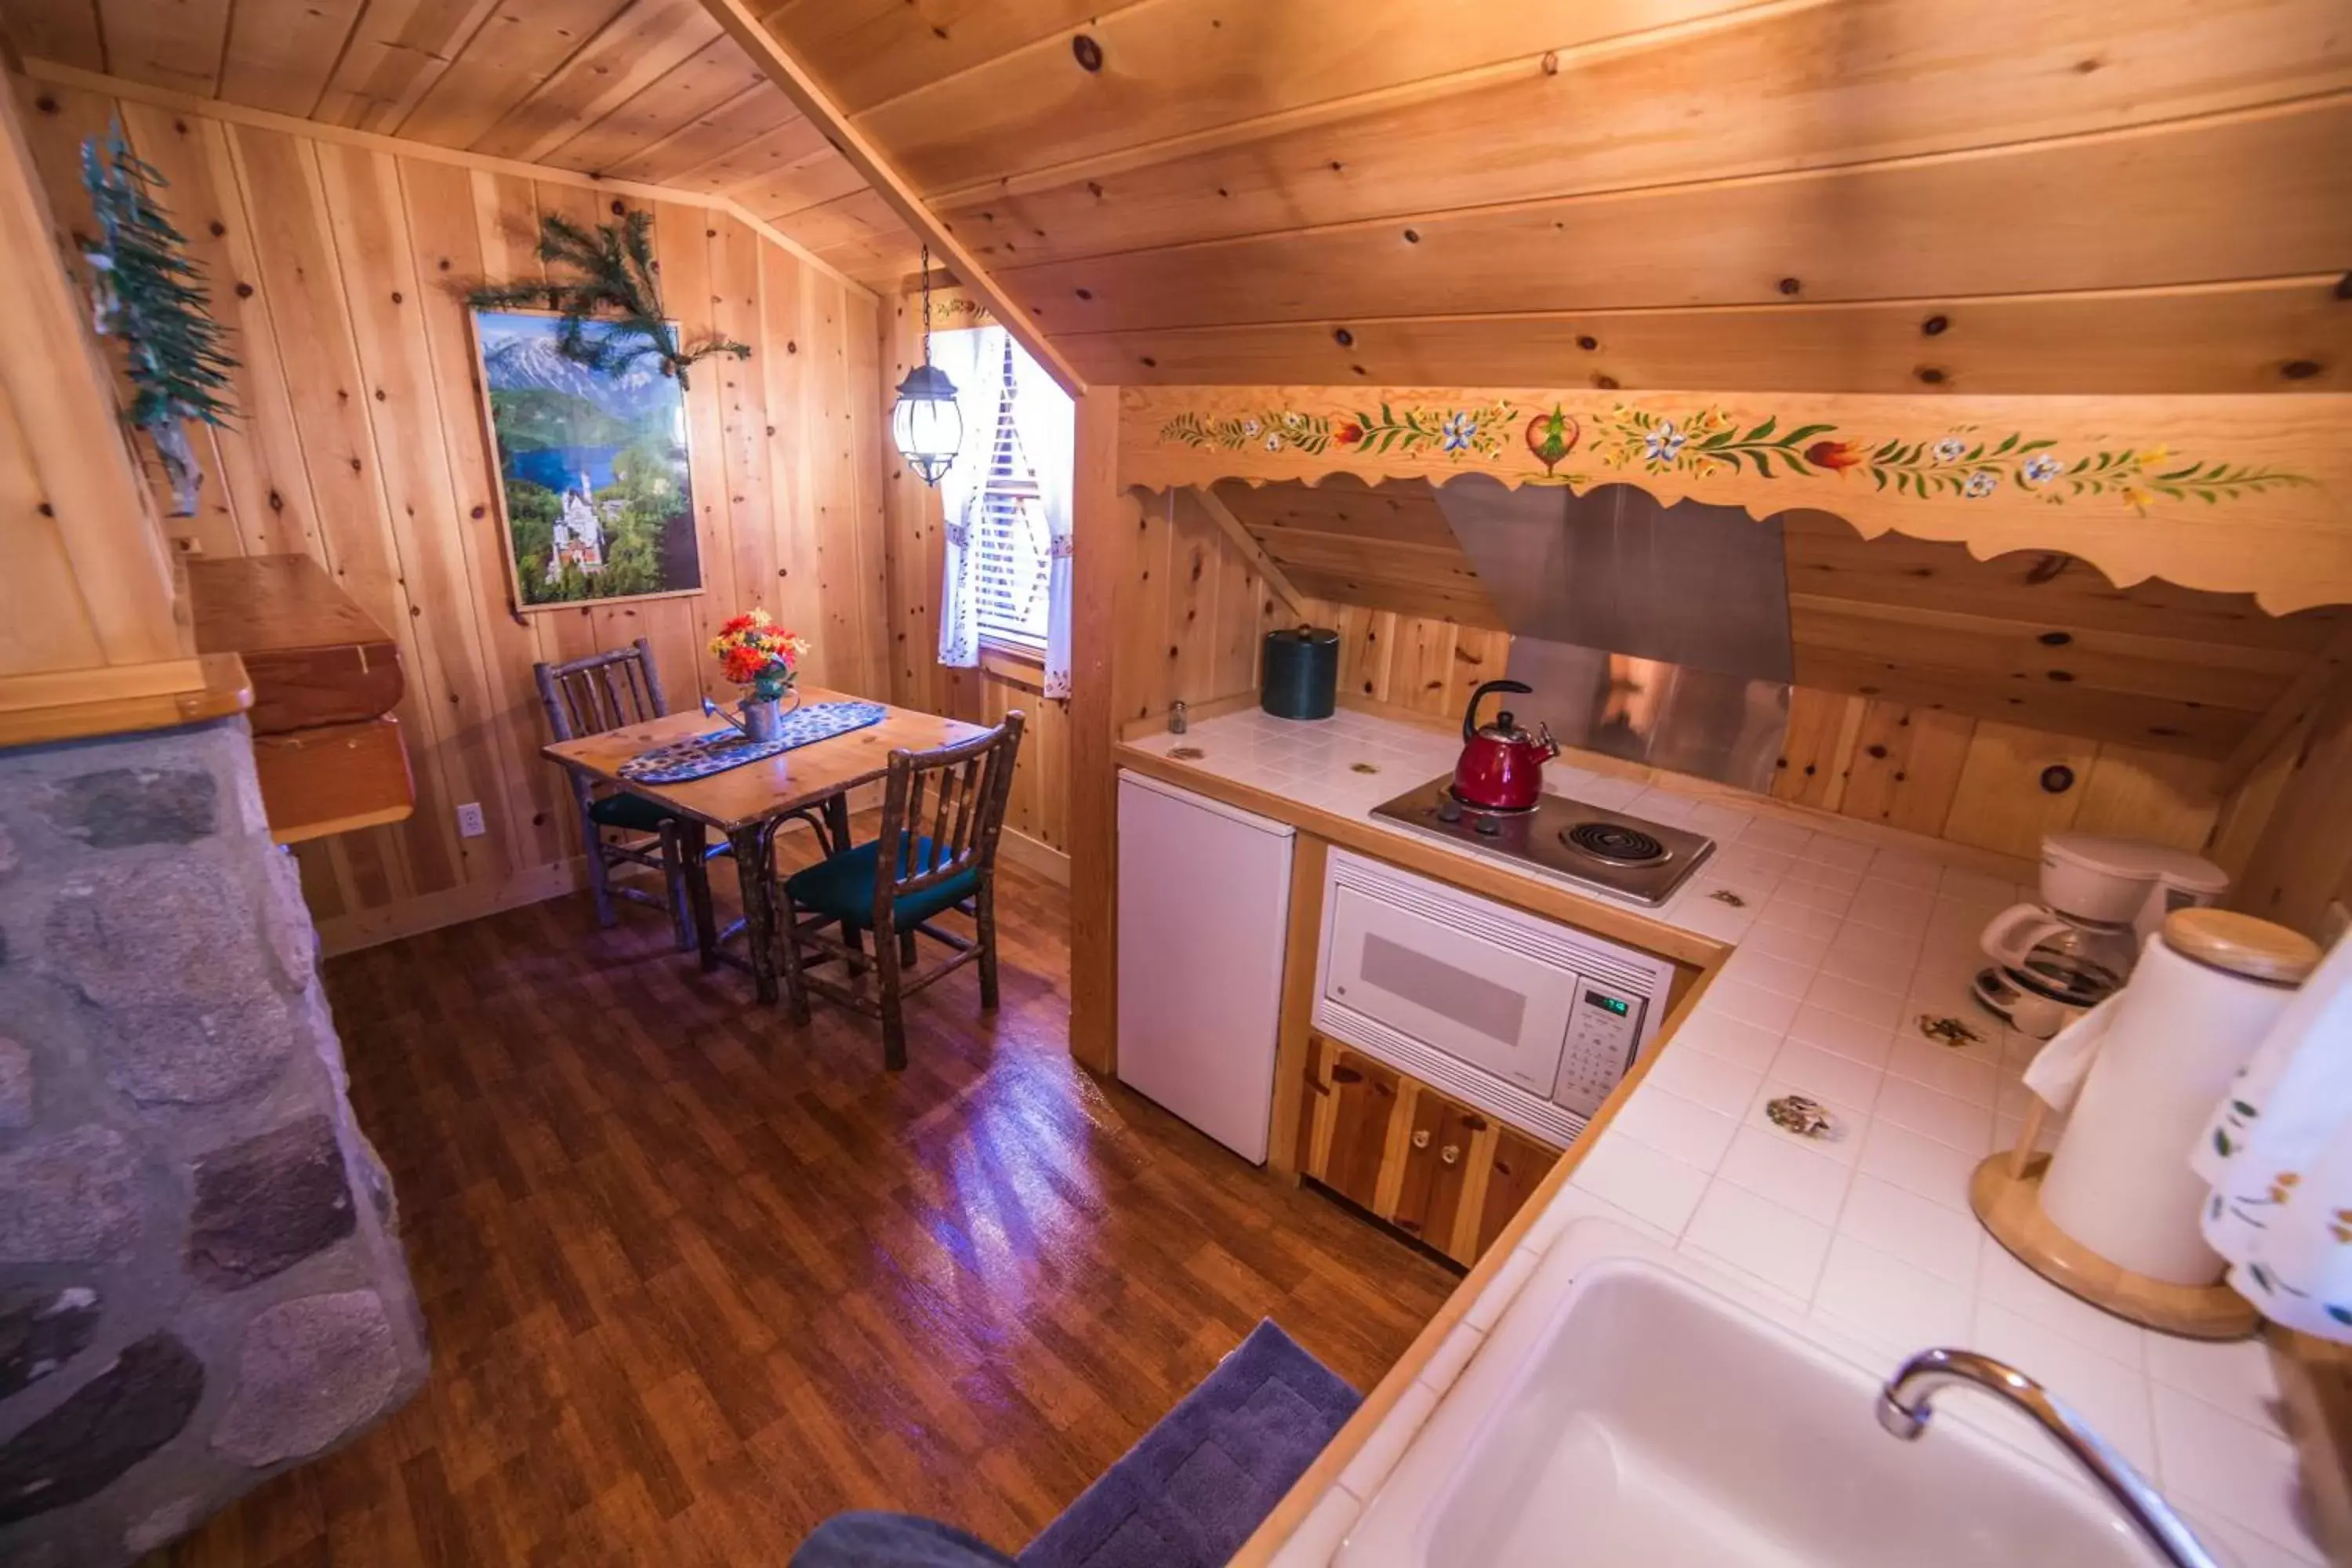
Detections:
1116,771,1295,1163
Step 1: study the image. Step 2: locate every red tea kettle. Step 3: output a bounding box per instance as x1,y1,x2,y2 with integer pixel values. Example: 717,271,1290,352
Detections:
1453,680,1558,811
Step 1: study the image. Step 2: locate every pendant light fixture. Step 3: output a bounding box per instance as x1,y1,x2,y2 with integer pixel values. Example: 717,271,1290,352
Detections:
891,246,962,486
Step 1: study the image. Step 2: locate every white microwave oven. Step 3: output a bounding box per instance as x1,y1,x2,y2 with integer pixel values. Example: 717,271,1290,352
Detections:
1313,850,1678,1147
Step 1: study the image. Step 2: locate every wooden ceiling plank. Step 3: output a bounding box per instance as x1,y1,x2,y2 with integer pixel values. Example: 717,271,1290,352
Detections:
999,96,2352,337
1049,278,2351,394
1785,593,2306,682
216,0,371,118
733,142,868,220
2216,619,2352,791
754,0,1115,116
1794,647,2249,759
934,0,2352,271
1183,487,1307,619
0,0,107,71
1789,600,2291,714
600,77,800,184
467,0,718,162
95,0,230,97
393,0,636,149
18,55,875,298
528,30,759,174
310,0,503,130
772,185,898,252
1279,568,1503,630
857,0,1755,194
1777,514,2349,655
659,110,827,194
1214,476,1461,550
700,0,1086,394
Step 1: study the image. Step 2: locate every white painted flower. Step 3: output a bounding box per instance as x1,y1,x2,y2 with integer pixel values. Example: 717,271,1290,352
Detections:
1933,437,1967,463
1643,420,1686,464
1264,433,1283,452
2021,453,2062,485
1964,470,1998,498
1242,417,1262,437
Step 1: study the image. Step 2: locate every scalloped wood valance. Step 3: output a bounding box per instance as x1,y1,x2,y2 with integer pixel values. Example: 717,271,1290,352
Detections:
1116,387,2352,614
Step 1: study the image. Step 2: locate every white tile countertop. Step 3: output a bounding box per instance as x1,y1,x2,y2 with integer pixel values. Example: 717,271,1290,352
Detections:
1120,706,2327,1568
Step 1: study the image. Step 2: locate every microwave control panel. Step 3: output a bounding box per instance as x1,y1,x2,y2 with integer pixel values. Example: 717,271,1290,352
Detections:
1551,986,1646,1120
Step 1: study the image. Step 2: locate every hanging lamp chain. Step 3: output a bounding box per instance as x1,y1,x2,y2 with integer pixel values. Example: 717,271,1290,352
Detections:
919,245,932,368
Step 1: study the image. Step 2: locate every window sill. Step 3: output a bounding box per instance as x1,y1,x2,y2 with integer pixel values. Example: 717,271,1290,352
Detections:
978,641,1047,681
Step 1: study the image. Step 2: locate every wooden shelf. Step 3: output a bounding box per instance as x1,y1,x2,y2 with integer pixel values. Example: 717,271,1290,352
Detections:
186,554,414,843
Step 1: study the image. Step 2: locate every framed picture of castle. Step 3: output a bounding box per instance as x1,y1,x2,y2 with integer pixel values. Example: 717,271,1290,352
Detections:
468,308,703,612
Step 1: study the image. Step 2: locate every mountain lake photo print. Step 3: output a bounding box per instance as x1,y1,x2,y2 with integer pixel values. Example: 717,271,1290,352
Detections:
473,309,703,608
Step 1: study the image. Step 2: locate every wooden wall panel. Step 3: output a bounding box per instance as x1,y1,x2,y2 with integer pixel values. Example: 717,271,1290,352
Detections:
2227,675,2352,942
13,88,895,951
0,71,184,677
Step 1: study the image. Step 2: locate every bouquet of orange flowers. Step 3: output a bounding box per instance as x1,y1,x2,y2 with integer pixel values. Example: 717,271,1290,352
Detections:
709,609,809,702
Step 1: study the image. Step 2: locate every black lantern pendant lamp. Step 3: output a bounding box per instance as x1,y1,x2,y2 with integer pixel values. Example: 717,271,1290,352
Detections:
891,247,962,486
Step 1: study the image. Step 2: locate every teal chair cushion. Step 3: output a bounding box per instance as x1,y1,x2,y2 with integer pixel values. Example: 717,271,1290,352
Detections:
588,792,677,833
785,835,978,931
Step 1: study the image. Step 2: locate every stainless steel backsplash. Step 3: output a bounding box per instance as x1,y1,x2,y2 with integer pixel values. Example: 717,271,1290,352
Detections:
1435,476,1794,792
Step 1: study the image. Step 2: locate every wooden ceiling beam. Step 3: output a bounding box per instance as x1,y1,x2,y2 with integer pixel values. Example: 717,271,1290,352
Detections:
697,0,1087,396
2217,620,2352,792
1183,487,1308,622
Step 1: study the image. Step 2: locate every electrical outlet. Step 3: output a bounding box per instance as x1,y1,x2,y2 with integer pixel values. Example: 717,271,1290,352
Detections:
456,802,488,838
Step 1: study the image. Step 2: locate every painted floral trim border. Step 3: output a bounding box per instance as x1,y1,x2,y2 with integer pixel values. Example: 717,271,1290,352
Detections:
1159,401,1513,461
1154,400,2314,514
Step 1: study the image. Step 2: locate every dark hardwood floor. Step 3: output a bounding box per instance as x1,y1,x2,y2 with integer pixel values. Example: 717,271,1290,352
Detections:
169,841,1458,1565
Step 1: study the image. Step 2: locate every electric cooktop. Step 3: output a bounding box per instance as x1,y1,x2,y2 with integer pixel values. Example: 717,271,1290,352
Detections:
1369,775,1717,907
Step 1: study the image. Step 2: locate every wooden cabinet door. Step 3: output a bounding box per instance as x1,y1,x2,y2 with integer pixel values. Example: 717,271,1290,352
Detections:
1478,1125,1564,1259
1305,1040,1401,1214
1387,1093,1486,1256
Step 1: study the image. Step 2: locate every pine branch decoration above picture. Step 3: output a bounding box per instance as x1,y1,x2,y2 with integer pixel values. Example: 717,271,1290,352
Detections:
464,210,750,390
79,125,240,517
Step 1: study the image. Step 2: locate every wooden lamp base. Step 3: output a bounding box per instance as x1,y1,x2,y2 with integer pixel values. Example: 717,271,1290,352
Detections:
1970,1148,2257,1341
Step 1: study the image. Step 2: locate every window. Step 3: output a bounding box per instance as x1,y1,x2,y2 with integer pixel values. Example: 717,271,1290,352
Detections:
971,335,1051,654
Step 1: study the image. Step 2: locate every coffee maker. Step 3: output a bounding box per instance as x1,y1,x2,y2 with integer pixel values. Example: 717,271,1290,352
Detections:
1973,833,2229,1039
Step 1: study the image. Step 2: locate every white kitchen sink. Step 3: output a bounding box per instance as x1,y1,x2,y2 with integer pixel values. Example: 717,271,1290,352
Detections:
1338,1221,2151,1567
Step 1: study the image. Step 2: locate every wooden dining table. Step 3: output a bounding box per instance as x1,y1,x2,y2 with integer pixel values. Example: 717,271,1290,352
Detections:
542,685,991,1004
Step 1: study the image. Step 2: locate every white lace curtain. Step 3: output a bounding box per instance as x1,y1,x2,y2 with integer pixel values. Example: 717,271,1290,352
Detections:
932,327,1075,697
931,326,997,671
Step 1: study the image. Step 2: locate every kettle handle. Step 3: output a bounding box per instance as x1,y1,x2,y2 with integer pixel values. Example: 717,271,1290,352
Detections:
1980,902,2070,967
1463,679,1533,743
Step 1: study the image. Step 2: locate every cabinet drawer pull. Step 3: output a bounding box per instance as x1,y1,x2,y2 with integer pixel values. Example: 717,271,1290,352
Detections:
1440,1145,1461,1165
1410,1129,1431,1150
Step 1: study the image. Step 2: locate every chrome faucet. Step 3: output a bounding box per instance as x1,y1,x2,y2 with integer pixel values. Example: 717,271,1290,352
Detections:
1878,1348,2220,1568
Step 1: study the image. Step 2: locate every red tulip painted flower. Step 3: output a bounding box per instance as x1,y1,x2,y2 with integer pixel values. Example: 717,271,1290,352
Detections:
1804,440,1865,474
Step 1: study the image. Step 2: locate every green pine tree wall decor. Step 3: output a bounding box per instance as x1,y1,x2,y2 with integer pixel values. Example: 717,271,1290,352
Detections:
79,125,239,517
465,209,749,390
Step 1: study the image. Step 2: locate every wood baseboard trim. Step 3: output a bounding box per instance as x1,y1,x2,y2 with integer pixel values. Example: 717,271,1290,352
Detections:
998,827,1070,886
314,857,586,959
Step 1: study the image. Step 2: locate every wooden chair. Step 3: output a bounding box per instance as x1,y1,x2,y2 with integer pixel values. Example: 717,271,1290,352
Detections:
774,713,1025,1069
533,638,713,948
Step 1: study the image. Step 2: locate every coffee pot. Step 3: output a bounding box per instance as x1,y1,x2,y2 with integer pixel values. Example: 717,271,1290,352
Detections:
1974,833,2229,1040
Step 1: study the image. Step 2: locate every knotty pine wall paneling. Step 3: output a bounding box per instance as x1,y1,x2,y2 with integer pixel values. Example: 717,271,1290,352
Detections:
12,77,891,953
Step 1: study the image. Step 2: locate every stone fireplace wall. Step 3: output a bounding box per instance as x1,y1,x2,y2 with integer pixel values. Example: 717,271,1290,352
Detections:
0,716,427,1564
